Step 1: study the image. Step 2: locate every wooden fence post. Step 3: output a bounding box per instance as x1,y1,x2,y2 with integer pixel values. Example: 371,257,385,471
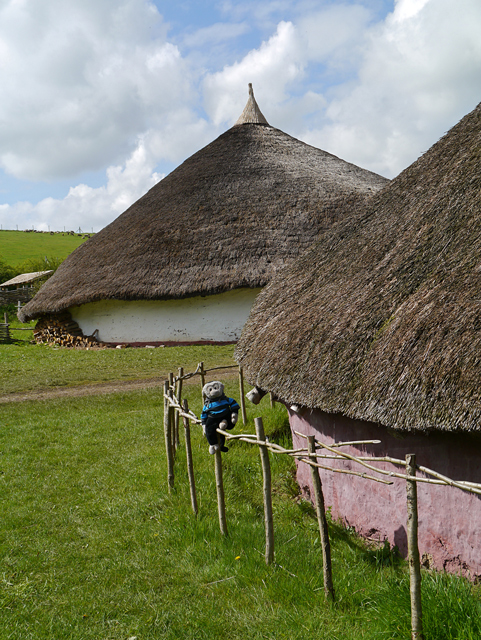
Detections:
199,361,205,399
255,417,274,564
238,366,248,425
168,372,176,458
214,444,228,536
174,367,183,448
182,399,198,516
163,381,174,490
1,312,11,344
308,435,335,601
406,453,424,640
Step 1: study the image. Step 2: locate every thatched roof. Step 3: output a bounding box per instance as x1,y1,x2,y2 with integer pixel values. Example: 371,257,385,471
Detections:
19,86,388,322
0,271,53,288
235,101,481,433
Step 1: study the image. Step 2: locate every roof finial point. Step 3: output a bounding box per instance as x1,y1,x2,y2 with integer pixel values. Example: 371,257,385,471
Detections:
235,82,269,126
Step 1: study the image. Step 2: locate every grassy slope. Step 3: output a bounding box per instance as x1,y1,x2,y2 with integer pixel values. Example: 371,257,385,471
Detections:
0,230,89,266
1,345,480,639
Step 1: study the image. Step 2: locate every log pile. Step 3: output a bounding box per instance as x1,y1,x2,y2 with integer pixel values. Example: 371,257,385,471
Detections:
33,312,102,348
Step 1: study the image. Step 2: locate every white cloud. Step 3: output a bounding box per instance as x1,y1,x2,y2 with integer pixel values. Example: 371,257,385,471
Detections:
143,109,215,165
0,0,191,181
0,139,163,232
202,4,373,132
393,0,430,22
203,21,304,126
302,0,481,176
298,3,371,64
0,109,217,232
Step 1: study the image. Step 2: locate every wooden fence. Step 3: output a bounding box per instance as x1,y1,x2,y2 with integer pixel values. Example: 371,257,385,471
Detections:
0,322,10,344
163,362,481,640
0,310,34,344
0,288,34,306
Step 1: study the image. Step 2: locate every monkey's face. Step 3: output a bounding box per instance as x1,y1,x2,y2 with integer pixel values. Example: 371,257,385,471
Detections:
203,381,224,400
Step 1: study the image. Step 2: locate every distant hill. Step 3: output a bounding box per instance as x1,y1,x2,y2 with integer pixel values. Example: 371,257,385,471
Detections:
0,230,92,267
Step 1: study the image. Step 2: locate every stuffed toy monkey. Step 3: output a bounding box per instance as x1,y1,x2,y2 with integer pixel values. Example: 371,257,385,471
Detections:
201,381,240,454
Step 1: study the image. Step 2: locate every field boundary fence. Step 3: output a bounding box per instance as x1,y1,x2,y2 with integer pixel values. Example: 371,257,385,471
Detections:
0,310,34,344
0,288,34,306
163,361,481,640
0,321,10,344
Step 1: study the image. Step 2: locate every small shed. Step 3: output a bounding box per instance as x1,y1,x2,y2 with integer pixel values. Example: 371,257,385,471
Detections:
0,271,53,305
0,271,54,290
236,101,481,578
18,85,388,345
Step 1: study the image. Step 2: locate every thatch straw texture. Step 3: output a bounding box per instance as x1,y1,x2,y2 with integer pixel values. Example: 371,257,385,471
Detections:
235,101,481,433
19,92,387,323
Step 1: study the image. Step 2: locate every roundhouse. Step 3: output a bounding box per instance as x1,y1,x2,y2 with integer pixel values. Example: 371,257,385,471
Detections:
19,85,388,344
236,100,481,578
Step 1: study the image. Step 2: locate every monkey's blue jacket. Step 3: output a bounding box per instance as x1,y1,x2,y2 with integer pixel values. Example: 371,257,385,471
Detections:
201,396,240,424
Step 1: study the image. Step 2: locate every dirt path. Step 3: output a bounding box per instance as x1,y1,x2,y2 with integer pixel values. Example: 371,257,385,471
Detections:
0,371,238,404
0,378,164,404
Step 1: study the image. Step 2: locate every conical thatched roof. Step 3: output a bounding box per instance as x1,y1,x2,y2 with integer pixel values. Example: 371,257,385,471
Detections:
235,101,481,433
19,86,388,322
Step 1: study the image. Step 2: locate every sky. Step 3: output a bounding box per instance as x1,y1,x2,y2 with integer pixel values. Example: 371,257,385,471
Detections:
1,0,481,233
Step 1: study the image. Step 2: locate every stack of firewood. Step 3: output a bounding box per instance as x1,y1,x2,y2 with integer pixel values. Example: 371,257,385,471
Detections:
33,311,102,348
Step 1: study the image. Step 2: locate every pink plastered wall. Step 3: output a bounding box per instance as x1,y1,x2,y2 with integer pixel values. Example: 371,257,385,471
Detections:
289,408,481,579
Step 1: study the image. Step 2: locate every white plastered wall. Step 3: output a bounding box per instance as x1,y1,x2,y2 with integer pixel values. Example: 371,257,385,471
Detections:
69,288,261,343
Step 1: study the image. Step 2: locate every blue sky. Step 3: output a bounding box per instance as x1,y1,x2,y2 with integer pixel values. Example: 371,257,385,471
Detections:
1,0,481,233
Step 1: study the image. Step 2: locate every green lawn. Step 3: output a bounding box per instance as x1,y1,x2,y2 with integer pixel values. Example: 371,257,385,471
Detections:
0,230,89,267
0,343,236,395
1,345,480,639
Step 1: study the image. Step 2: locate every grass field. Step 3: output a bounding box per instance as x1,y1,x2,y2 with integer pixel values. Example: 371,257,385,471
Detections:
0,342,236,395
1,344,480,639
0,230,89,267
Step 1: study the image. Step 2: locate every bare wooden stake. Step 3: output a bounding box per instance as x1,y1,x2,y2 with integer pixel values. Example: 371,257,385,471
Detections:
308,435,335,601
214,444,228,536
182,399,198,516
255,417,274,564
238,366,248,425
270,392,275,409
406,454,424,640
199,361,205,399
168,372,176,458
163,381,174,490
174,367,183,448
